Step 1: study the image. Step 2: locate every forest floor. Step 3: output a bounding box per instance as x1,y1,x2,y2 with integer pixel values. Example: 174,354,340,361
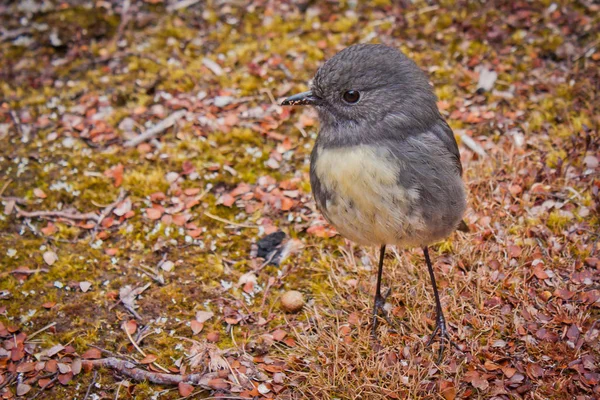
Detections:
1,0,599,399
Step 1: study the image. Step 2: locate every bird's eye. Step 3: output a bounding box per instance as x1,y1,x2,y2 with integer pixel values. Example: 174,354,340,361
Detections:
342,90,360,104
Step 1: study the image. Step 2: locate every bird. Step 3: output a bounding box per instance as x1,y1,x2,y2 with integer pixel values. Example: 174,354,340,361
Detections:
281,43,467,360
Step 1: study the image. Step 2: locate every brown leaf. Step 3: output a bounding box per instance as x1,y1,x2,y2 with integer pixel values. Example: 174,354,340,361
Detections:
58,372,73,385
219,193,235,207
122,320,137,335
17,383,31,396
45,359,58,372
146,208,162,220
272,329,287,341
526,363,544,379
16,362,35,373
81,348,102,359
71,358,82,375
195,311,214,323
38,378,53,388
533,264,549,279
190,320,204,335
440,380,456,400
207,378,229,390
178,382,194,397
140,354,158,364
104,164,124,187
263,364,284,373
33,188,47,198
554,288,574,300
566,324,580,342
207,331,220,343
40,222,57,235
348,312,360,326
508,245,522,258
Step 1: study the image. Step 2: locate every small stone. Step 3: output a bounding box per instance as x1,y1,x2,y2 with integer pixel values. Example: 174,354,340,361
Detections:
280,290,304,313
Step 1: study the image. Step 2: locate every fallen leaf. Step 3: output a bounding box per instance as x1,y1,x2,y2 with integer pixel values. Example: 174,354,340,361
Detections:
33,188,47,198
190,320,204,335
81,348,102,359
17,383,31,396
440,380,456,400
80,281,92,292
178,382,194,397
140,354,158,364
195,311,214,323
272,329,287,341
122,320,137,335
146,208,162,220
43,251,58,265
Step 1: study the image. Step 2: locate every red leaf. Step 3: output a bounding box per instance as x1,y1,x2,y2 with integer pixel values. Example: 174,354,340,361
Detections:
272,329,287,341
58,372,73,385
140,354,157,364
440,380,456,400
146,208,162,220
81,348,102,359
207,378,229,390
178,382,194,397
122,320,137,335
190,320,204,335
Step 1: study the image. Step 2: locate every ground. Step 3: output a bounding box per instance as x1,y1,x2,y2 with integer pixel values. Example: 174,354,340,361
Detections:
0,0,599,399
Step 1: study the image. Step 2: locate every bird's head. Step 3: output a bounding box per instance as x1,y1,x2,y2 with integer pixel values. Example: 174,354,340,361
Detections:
282,44,440,138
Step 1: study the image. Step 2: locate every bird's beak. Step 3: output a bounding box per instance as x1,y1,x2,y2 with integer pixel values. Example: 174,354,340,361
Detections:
281,90,320,106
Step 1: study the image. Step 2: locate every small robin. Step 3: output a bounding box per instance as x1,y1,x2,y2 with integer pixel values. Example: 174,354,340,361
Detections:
282,44,467,359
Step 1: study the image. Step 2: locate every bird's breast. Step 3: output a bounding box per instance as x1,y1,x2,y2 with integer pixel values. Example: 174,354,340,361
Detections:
310,145,425,247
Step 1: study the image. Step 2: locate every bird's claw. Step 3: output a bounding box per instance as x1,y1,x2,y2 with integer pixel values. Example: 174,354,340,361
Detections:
371,288,404,337
425,314,461,363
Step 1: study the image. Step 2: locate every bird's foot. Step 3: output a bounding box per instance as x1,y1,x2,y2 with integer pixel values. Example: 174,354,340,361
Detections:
371,288,404,337
425,314,461,363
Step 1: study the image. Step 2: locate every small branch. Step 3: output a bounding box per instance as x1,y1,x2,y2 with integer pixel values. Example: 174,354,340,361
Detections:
167,0,202,12
1,196,28,205
123,324,170,374
83,370,98,400
455,130,488,158
90,189,127,242
15,206,99,222
29,375,58,399
203,211,258,229
27,322,57,340
114,0,131,45
86,357,223,388
123,110,187,148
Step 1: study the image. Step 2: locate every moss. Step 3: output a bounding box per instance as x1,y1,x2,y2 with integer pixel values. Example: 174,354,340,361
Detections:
546,210,572,230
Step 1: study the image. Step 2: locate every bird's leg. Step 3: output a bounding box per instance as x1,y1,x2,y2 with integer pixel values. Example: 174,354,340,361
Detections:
423,246,460,362
371,245,391,337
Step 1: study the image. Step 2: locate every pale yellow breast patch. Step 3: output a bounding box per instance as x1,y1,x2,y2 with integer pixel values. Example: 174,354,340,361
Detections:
314,145,425,247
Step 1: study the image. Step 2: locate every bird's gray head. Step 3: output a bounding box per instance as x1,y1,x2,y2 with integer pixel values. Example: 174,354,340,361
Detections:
282,44,440,143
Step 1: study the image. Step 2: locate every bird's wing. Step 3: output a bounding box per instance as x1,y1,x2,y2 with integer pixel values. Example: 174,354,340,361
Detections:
431,119,463,176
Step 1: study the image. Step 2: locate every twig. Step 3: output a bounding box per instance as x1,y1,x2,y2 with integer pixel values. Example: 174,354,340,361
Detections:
123,323,170,373
167,0,202,12
123,109,187,147
90,189,127,243
15,206,99,222
27,322,57,340
1,196,27,205
83,370,98,400
0,179,12,196
113,0,131,45
572,38,600,62
28,375,58,399
203,211,258,229
86,357,224,388
455,129,488,158
8,110,23,136
0,27,32,42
